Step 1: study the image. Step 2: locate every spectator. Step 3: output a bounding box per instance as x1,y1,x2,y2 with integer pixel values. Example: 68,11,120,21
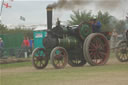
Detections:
22,37,30,47
0,38,4,57
0,38,4,48
28,37,33,54
110,29,118,49
125,29,128,40
22,37,30,57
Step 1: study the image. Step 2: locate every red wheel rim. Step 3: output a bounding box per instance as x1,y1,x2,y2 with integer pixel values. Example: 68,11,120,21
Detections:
88,35,109,65
52,48,68,69
32,48,48,69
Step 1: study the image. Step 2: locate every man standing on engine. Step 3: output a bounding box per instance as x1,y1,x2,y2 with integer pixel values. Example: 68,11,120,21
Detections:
90,17,102,33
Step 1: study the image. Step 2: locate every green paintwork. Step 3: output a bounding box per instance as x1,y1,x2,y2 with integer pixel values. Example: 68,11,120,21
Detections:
79,24,92,40
58,36,79,48
33,30,47,48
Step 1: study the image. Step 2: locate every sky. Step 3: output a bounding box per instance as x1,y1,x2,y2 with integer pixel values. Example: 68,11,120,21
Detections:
0,0,128,25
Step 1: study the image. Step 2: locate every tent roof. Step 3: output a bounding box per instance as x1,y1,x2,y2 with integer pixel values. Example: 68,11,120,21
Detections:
33,26,47,31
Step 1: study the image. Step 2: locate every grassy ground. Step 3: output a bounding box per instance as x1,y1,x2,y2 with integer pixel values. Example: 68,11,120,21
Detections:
0,62,31,69
0,54,128,85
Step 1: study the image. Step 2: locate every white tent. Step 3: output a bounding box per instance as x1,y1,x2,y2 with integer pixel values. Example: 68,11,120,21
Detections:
33,26,47,31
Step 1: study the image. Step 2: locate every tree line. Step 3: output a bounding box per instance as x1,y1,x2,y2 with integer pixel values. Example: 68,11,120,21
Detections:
68,10,128,33
0,24,33,38
0,10,128,36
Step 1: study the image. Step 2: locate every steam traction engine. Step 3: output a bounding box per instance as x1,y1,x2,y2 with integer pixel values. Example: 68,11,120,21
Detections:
32,7,110,69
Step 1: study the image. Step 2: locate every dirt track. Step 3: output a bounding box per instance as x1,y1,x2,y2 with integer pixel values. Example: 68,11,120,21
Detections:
1,57,128,73
0,58,31,64
1,57,128,85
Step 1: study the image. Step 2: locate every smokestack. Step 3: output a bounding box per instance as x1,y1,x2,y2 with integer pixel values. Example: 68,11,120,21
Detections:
46,6,53,30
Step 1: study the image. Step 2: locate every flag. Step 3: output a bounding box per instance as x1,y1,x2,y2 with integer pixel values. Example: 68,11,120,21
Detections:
20,16,26,21
3,3,11,8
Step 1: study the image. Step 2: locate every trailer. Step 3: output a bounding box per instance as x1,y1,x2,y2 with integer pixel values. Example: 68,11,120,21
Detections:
115,30,128,62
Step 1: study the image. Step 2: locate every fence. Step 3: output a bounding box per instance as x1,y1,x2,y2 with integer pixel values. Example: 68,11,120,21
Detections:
0,33,27,58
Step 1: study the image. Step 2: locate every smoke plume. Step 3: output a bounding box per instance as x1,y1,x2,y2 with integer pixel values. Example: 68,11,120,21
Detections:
48,0,122,10
48,0,91,9
95,0,121,9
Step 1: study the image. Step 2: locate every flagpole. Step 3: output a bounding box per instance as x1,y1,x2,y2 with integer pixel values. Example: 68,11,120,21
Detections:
0,0,4,24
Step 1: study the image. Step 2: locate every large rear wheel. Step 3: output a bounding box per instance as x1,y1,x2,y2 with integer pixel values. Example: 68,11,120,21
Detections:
32,48,48,69
83,33,110,66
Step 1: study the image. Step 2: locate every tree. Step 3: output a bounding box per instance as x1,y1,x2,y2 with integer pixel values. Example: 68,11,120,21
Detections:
115,20,127,33
68,10,118,32
0,24,8,34
96,11,116,31
0,24,33,38
68,10,93,25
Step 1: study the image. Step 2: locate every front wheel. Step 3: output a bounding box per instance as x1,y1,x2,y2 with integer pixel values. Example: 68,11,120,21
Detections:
83,33,110,66
32,48,49,69
50,47,68,69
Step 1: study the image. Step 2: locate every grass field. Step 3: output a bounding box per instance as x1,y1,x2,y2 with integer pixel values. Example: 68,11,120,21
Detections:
0,55,128,85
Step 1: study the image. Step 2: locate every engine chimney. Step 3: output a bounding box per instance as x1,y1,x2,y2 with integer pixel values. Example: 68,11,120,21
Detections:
46,6,53,30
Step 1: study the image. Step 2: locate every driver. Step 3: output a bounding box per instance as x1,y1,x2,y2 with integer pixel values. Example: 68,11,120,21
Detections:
90,17,101,33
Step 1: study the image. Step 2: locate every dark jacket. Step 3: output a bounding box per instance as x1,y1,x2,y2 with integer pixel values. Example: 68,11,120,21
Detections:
92,21,101,33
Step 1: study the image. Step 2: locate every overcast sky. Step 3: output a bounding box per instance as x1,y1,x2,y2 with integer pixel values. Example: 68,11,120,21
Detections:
0,0,128,25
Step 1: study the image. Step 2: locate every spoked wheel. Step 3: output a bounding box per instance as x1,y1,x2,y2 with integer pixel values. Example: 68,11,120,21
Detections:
50,47,68,69
83,33,110,66
32,48,49,69
115,40,128,62
68,56,86,67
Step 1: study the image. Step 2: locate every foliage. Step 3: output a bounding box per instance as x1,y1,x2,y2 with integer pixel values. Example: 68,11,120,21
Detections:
68,10,127,32
96,11,114,31
0,24,8,34
115,20,127,33
0,24,33,38
68,10,93,25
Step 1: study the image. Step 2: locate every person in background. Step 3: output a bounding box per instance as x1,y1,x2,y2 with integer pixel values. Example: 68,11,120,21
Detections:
0,38,4,48
90,17,102,33
22,37,30,47
110,29,118,49
0,38,4,57
28,37,33,54
125,29,128,40
22,37,30,57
